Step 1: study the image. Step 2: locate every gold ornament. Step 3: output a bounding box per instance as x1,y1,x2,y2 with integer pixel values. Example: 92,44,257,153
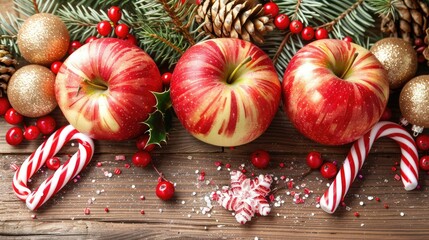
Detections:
7,64,57,118
370,37,417,89
399,75,429,134
17,13,70,65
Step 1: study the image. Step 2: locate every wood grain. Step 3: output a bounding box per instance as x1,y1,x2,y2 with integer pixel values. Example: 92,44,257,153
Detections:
1,2,429,240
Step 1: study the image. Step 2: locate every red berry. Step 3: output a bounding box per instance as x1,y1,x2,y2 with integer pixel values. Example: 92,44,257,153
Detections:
107,6,122,23
0,97,11,115
156,181,175,200
320,162,337,179
343,36,353,42
416,134,429,151
46,157,61,170
380,107,392,121
132,151,152,167
24,125,40,140
415,38,424,47
136,134,156,152
4,108,24,125
315,28,329,40
85,36,98,44
68,40,82,55
196,0,202,5
6,126,23,145
50,61,63,74
420,156,429,171
36,115,57,135
250,149,270,169
125,34,137,45
161,72,172,87
306,151,323,169
115,24,129,39
301,26,315,41
289,20,303,34
274,14,290,30
97,20,112,36
263,2,279,17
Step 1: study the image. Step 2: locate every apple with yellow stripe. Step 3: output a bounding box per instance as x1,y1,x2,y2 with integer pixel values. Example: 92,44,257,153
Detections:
55,38,162,140
283,39,389,145
170,38,281,147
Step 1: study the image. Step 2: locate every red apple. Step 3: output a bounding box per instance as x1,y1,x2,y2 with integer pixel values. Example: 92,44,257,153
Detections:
170,38,281,147
283,39,389,145
55,38,162,140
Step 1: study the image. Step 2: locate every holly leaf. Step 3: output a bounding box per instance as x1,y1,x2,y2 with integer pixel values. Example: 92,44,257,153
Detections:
143,89,172,147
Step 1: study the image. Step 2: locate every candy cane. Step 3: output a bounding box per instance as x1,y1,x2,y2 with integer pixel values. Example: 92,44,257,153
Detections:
12,125,94,211
320,121,419,214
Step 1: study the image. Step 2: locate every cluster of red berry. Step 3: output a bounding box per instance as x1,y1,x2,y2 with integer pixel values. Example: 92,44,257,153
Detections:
416,134,429,171
306,151,338,179
262,1,353,42
0,97,56,145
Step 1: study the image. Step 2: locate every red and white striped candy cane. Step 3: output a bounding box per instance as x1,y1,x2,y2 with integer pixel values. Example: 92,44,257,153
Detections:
320,121,419,214
12,125,94,211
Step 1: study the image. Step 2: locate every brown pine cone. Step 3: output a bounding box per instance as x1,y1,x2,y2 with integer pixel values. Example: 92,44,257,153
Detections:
0,45,18,97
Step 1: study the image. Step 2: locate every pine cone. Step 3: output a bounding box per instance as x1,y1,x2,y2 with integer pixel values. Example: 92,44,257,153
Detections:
422,28,429,64
195,0,274,44
393,0,429,43
0,45,17,97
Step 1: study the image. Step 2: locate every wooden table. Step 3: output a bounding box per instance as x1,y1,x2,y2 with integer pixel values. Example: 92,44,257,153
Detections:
2,2,429,239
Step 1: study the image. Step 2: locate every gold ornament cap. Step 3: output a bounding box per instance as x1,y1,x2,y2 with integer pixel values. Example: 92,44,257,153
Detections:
7,64,57,118
399,75,429,128
370,37,417,89
17,13,70,65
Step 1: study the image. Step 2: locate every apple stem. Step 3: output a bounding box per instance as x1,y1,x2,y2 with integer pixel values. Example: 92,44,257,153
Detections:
227,56,252,84
340,52,359,79
82,79,108,91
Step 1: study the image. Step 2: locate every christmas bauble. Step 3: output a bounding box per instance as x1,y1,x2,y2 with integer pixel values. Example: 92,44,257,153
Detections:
17,13,70,65
7,65,57,118
370,37,417,89
399,75,429,131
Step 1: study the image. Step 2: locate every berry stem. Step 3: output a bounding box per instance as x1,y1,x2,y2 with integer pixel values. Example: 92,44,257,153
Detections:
227,56,252,84
151,162,168,182
269,168,312,195
340,52,358,79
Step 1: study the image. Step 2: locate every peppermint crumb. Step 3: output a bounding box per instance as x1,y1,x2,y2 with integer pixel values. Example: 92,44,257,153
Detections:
31,214,37,219
107,172,113,178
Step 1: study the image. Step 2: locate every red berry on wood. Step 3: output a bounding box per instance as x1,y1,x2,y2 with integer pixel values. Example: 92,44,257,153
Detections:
343,36,353,42
24,125,40,140
416,134,429,151
320,162,337,179
156,181,175,200
97,20,112,36
136,134,156,152
161,72,172,87
46,157,61,170
36,115,57,135
301,26,315,41
274,14,290,30
315,28,329,40
306,151,323,169
0,97,11,115
5,108,24,125
132,151,152,167
419,156,429,171
289,20,303,34
107,6,122,23
263,2,279,17
380,107,392,121
6,126,23,145
115,24,129,39
85,36,98,44
50,61,63,74
250,149,270,169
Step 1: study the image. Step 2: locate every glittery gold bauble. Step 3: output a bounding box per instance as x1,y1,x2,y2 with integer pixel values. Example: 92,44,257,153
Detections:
7,65,57,118
17,13,70,65
399,75,429,128
370,37,417,89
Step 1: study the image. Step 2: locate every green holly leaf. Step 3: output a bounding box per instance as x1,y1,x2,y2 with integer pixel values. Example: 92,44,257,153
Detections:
143,89,172,147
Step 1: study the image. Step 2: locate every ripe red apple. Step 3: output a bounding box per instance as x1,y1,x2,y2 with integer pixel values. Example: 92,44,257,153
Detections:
170,38,281,147
283,39,389,145
55,38,162,140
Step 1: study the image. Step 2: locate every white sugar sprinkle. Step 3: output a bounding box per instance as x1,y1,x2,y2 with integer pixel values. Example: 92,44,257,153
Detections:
368,196,374,201
131,185,136,189
400,212,405,216
359,201,364,206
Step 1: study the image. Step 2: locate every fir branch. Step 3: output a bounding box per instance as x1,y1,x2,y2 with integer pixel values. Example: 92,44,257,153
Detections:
14,0,60,16
158,0,195,45
32,0,40,13
367,0,399,20
318,0,365,31
149,32,184,55
0,12,21,54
